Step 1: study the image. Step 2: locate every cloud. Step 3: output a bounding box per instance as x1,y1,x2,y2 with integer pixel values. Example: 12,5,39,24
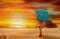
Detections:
28,3,52,7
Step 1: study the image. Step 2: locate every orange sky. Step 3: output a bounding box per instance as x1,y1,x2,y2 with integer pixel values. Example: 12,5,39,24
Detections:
0,3,38,28
0,0,60,28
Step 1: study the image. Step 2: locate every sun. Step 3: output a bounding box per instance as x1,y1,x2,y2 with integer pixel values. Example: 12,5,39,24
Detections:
9,21,26,28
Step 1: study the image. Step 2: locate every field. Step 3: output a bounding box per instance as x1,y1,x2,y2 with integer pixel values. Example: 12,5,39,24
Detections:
0,28,60,39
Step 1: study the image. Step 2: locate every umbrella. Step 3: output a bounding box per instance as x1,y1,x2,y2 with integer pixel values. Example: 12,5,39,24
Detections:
35,8,50,21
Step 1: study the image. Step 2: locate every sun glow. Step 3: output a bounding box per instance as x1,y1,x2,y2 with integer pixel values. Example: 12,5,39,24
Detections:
0,7,37,28
9,21,26,28
7,12,27,28
10,21,24,25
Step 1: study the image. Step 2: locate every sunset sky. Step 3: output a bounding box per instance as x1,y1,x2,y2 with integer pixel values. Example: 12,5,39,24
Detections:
0,0,60,28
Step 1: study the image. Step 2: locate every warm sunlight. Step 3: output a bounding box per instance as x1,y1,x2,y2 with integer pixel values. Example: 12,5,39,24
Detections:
10,21,24,25
9,21,26,28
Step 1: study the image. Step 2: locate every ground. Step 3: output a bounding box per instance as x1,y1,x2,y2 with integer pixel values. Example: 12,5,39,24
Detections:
0,28,60,39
